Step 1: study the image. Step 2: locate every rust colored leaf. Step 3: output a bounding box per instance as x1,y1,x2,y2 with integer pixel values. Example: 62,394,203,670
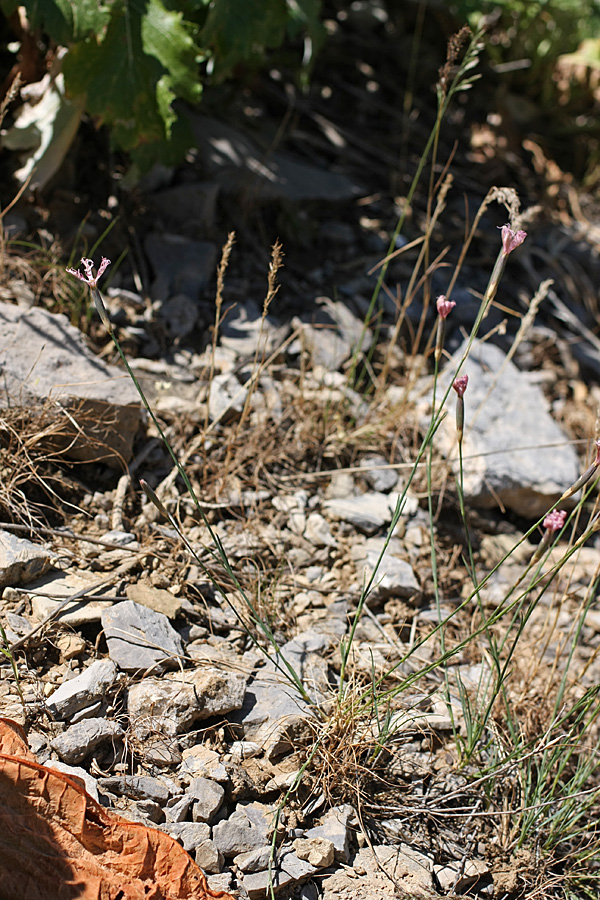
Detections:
0,718,235,900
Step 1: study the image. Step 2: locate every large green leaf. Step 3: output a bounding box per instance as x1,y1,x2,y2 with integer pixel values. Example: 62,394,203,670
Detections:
63,0,202,152
200,0,289,79
141,0,204,102
15,0,111,44
286,0,325,47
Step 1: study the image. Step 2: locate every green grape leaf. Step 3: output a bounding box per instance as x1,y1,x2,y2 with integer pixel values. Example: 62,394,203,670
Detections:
286,0,325,47
200,0,289,79
17,0,111,44
63,0,202,155
141,0,204,102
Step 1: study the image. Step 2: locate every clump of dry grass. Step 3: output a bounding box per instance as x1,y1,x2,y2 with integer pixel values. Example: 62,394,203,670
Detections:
0,402,87,525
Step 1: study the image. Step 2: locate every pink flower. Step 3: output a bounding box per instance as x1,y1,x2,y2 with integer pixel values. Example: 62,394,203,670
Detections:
452,375,468,397
543,510,567,533
66,256,111,288
500,224,527,257
436,295,456,319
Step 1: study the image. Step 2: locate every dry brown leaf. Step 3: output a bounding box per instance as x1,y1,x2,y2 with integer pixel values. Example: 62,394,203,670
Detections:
0,718,235,900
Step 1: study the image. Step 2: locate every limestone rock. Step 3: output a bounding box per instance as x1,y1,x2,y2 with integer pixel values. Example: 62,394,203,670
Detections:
305,805,355,863
144,232,217,301
360,454,399,492
46,761,99,800
97,775,170,804
293,836,335,868
29,569,113,625
293,297,371,371
353,536,421,599
0,530,54,588
50,717,124,765
187,776,225,823
161,822,211,852
189,115,361,203
235,646,318,759
101,600,184,673
46,658,118,720
427,340,580,517
212,802,272,857
127,666,248,734
194,839,223,874
0,301,140,464
323,492,393,535
125,581,182,619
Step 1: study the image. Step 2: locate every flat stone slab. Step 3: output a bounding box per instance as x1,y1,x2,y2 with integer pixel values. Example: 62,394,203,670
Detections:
0,301,141,465
234,637,324,759
29,570,113,625
101,600,184,673
46,658,118,720
0,530,54,588
50,717,124,765
293,297,372,371
425,340,580,518
125,582,182,619
97,775,170,804
323,492,394,535
353,537,421,599
189,115,361,203
144,233,217,300
127,665,249,732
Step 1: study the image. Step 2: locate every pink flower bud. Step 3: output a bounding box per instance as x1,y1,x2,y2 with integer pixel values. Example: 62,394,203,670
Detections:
500,224,527,257
436,295,456,319
543,510,566,533
452,375,468,397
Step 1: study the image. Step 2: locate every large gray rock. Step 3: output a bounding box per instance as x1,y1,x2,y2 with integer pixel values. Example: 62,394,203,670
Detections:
50,717,124,765
144,233,217,301
360,455,399,492
0,301,140,465
46,658,118,720
323,492,393,535
305,805,355,863
127,665,248,733
97,775,170,804
234,636,323,759
353,537,421,599
0,530,54,588
426,340,580,517
293,297,371,371
161,822,211,852
147,181,219,234
212,802,272,857
46,761,99,800
187,776,225,823
101,600,184,674
188,115,361,203
219,299,289,359
29,569,113,625
241,846,318,900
